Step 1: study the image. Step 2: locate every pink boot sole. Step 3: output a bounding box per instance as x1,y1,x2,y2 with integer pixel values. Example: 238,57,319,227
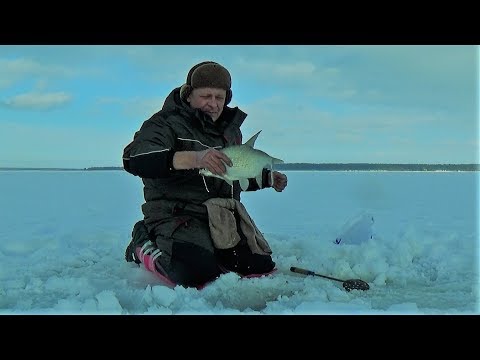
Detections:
135,247,177,288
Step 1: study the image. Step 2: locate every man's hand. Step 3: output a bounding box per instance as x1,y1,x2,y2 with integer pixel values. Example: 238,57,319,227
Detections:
194,148,232,175
269,171,288,192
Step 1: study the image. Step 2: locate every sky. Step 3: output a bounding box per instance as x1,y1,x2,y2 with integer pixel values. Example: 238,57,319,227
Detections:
0,45,478,168
0,170,477,314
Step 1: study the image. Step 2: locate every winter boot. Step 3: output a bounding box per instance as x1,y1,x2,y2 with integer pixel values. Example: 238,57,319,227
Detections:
125,220,152,264
125,220,176,288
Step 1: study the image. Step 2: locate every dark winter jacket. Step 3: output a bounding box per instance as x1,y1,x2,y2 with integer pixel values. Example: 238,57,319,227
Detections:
122,87,270,249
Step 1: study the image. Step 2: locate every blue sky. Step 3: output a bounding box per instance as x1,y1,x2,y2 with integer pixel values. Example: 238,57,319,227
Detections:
0,45,478,168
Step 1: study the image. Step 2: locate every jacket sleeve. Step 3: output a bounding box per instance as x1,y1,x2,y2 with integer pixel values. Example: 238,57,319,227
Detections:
247,168,272,191
233,168,272,200
122,117,176,179
236,168,271,193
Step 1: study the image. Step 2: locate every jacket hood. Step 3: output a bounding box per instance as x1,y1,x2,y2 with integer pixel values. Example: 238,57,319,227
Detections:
161,87,185,112
161,87,248,134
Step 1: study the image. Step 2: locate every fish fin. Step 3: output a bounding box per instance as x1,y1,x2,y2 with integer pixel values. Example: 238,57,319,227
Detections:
239,178,249,191
244,130,262,148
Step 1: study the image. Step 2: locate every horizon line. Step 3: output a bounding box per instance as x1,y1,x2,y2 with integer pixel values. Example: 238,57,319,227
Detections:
1,162,480,170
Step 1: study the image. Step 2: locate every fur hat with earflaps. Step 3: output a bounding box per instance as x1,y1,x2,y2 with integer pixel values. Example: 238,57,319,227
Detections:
180,61,233,105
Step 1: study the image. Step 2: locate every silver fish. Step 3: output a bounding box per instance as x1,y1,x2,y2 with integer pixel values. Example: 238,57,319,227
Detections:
199,130,284,191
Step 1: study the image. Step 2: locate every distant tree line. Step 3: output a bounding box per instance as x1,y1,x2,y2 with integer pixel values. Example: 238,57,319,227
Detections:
274,163,480,171
84,167,122,171
82,163,480,172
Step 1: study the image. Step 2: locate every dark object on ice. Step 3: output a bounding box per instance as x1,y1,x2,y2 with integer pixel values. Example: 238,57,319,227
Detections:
290,266,370,292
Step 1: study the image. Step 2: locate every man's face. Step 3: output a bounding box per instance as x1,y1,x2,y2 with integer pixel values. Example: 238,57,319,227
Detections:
187,87,227,122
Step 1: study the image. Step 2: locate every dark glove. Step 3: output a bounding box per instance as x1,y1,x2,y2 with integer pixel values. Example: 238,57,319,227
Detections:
268,171,288,192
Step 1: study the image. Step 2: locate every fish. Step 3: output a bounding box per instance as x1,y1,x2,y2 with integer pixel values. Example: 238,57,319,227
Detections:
199,130,284,191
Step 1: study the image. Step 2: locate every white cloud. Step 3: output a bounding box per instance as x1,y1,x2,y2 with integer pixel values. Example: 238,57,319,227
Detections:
237,59,317,78
2,92,72,110
94,94,169,121
0,57,77,89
